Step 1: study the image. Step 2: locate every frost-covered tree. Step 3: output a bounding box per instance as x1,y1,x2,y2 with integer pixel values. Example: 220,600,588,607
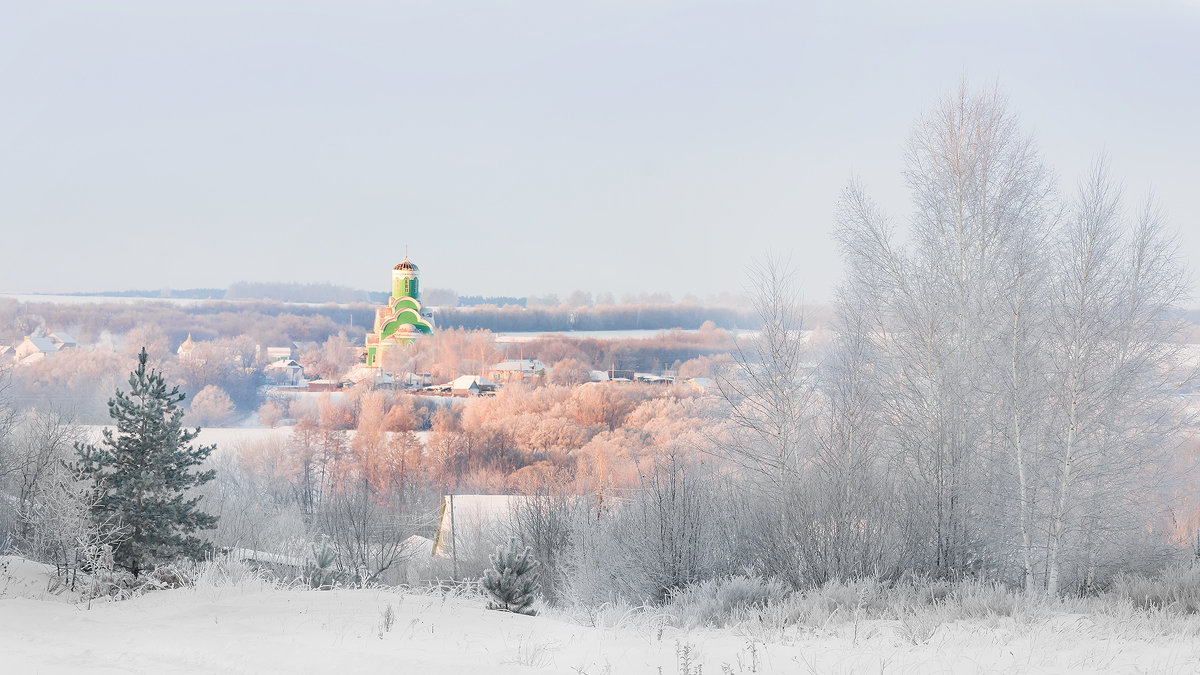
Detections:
75,348,218,577
836,83,1060,577
189,385,235,427
6,409,82,547
481,539,540,615
833,83,1187,593
1042,160,1187,595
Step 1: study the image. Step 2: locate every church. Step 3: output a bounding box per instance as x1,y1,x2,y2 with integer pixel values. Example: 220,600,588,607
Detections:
364,255,434,369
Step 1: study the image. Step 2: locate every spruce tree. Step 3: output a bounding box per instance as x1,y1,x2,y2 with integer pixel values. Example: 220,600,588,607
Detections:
75,348,218,577
481,539,540,615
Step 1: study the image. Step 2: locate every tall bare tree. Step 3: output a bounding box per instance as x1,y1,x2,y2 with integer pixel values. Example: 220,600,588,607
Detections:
834,84,1187,594
1043,160,1187,595
836,83,1059,576
717,257,813,486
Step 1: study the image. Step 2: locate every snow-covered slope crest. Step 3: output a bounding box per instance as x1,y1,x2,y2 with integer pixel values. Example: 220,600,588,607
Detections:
0,555,85,603
1,572,1199,673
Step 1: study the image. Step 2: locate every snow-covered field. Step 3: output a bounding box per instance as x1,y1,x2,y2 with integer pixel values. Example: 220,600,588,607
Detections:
79,425,295,452
2,556,1199,674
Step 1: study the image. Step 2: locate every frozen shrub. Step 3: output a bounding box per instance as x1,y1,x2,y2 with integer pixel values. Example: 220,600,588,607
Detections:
507,474,579,603
949,579,1023,618
666,575,789,627
182,555,281,593
143,564,191,589
1107,564,1200,613
559,450,742,607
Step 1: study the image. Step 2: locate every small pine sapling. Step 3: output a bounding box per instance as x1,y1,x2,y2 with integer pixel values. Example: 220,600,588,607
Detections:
481,539,540,615
303,539,347,590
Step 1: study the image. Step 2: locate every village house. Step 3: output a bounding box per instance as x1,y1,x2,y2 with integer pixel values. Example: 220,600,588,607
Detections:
432,494,530,557
343,365,394,387
13,333,73,365
264,358,306,387
449,375,497,397
305,379,343,392
48,332,77,349
262,346,293,362
484,358,548,384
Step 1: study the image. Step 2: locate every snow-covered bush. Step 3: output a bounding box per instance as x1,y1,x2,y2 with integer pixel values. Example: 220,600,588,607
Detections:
559,451,745,607
481,539,540,615
1107,564,1200,613
183,555,282,595
666,575,789,627
507,473,580,603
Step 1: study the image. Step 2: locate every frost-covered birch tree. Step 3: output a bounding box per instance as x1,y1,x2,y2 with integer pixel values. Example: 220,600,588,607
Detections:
718,257,813,488
832,83,1186,593
1043,160,1187,595
836,83,1058,577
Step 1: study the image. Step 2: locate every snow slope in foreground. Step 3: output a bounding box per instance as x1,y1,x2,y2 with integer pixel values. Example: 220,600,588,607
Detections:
3,582,1200,675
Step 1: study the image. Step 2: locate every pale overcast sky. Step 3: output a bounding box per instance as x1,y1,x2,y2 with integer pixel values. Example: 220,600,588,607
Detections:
1,1,1197,302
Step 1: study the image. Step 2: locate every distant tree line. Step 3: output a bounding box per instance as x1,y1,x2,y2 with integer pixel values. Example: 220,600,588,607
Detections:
0,298,361,348
226,282,373,304
457,295,526,308
516,326,738,375
0,297,768,350
59,288,226,300
434,304,759,333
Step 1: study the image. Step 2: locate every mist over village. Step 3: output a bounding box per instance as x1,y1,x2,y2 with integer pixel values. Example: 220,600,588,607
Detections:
3,2,1200,673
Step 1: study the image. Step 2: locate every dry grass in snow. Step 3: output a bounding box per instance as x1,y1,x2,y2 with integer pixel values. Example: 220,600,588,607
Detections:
3,558,1200,673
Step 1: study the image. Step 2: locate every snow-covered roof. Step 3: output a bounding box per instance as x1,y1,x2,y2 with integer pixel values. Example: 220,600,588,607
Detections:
634,372,668,382
229,548,305,569
450,375,478,391
26,336,60,353
488,359,548,373
434,495,527,554
49,332,76,346
400,535,435,558
18,352,46,365
450,375,496,391
344,365,393,385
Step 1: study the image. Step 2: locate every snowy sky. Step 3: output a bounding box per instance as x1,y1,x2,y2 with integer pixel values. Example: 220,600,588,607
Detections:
1,0,1197,302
